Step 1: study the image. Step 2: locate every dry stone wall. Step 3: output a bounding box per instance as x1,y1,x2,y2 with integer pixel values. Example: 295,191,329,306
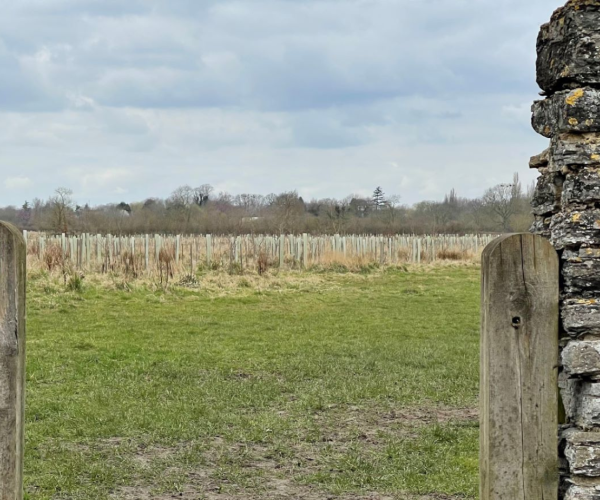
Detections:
532,1,600,498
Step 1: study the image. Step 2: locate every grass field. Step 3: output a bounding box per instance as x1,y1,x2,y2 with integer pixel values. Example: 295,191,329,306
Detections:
25,264,481,499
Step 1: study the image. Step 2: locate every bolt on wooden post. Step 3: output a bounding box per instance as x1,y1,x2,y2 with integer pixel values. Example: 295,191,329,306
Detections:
480,234,559,500
0,222,26,500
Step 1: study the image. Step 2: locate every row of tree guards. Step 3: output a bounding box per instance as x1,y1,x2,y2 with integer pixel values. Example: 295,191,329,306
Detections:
23,231,496,272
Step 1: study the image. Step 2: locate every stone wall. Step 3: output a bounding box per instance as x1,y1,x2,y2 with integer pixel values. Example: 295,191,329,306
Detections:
532,1,600,498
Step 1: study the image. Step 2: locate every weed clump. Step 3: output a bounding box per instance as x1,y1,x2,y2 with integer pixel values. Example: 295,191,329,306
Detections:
66,273,84,292
197,261,220,274
359,262,380,274
177,274,199,288
229,262,243,275
238,278,252,288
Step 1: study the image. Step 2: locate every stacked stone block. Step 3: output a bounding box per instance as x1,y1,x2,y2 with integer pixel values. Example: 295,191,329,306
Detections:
532,1,600,498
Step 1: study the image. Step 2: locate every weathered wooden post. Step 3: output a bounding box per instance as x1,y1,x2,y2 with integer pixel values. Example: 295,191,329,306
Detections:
530,2,600,497
481,234,559,500
0,222,26,500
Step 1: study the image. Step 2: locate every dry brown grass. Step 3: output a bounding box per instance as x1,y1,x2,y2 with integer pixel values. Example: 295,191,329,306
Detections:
396,247,410,261
315,251,375,269
42,244,63,272
26,246,481,297
121,250,139,278
28,265,354,298
257,252,270,275
27,238,480,279
436,249,474,261
158,246,175,284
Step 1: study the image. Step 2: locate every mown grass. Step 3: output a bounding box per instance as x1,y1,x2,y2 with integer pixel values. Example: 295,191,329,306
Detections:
25,265,481,499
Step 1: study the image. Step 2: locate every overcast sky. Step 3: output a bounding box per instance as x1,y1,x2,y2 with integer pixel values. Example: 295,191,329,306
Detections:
0,0,558,207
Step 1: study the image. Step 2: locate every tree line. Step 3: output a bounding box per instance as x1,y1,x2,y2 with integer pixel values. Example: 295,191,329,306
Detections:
0,174,534,235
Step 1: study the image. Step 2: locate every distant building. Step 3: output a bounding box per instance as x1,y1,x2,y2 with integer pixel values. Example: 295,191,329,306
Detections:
241,217,263,223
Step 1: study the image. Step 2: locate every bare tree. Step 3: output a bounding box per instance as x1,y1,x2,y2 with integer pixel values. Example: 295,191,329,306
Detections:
3,175,538,235
321,197,351,234
466,199,487,231
168,186,198,232
233,194,266,215
169,186,195,207
270,191,305,233
383,194,402,228
483,183,517,231
51,187,73,233
414,201,453,233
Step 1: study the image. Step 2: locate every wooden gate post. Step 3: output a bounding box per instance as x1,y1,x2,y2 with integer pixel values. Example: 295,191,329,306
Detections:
0,222,26,500
481,233,559,500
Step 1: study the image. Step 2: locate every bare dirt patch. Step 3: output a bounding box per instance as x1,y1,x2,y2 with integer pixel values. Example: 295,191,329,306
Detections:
114,481,462,500
312,405,478,445
109,405,475,500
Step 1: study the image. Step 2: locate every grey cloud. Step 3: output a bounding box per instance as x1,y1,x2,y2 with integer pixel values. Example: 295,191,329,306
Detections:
288,110,370,149
8,0,149,17
0,0,562,206
0,42,63,111
0,0,558,113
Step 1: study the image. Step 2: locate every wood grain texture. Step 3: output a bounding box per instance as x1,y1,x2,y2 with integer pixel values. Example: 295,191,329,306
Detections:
0,222,26,500
481,233,559,500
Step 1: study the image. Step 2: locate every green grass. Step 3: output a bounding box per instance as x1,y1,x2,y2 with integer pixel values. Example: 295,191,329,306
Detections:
25,265,481,499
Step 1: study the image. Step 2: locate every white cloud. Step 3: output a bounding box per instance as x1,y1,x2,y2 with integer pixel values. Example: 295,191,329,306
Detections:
4,176,32,190
0,0,558,205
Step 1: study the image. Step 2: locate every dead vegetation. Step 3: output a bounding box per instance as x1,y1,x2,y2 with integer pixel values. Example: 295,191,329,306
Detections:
158,246,175,285
27,249,479,295
257,252,270,275
436,249,473,261
42,244,63,272
26,233,484,283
